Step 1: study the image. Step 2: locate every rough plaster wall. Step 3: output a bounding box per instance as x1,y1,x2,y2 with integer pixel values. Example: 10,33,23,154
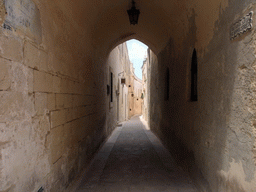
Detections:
149,1,256,191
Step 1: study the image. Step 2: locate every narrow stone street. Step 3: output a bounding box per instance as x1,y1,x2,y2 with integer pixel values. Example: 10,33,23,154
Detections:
76,116,197,192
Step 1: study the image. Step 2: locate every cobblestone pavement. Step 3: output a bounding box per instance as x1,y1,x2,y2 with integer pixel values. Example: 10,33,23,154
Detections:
76,116,197,192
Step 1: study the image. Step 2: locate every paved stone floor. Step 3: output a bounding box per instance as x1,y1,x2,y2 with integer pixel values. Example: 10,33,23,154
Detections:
76,116,197,192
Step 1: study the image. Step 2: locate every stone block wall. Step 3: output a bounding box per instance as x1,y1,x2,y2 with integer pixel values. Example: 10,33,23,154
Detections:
0,1,108,191
0,12,131,191
0,31,105,192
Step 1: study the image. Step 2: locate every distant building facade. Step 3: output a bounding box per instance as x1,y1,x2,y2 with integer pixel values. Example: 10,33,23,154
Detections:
106,42,148,128
128,63,143,118
106,43,130,131
141,56,149,121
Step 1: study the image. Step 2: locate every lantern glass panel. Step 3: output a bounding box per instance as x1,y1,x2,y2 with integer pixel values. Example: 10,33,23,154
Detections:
127,2,140,25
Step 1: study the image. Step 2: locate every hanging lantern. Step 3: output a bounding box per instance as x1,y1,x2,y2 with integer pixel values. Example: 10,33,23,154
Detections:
127,0,140,25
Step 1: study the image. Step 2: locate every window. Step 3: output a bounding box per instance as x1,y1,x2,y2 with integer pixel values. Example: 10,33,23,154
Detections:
110,72,113,102
165,67,169,101
191,49,198,101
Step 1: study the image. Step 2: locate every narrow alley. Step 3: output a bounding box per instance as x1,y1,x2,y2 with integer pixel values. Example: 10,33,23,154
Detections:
76,116,196,192
2,1,256,191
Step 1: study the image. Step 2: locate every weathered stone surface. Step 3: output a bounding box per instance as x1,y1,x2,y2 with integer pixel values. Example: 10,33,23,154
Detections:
4,0,42,43
73,106,93,119
0,0,6,26
50,110,66,128
9,62,30,93
65,108,74,122
0,58,11,91
56,94,72,109
56,93,65,109
73,95,83,107
60,79,73,94
0,123,8,142
71,117,88,143
27,68,34,93
64,94,73,108
63,122,72,147
53,76,61,93
0,91,35,122
24,41,48,70
48,52,61,74
46,125,65,164
34,70,53,93
47,93,56,111
35,92,47,115
0,30,23,62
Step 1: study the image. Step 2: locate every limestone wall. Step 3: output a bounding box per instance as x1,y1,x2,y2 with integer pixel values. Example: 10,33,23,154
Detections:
105,43,130,131
142,58,148,121
0,0,117,191
129,68,143,118
0,0,132,187
149,2,256,191
133,77,143,115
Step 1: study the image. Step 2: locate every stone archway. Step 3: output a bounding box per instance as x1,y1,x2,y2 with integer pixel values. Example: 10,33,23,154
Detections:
1,0,256,191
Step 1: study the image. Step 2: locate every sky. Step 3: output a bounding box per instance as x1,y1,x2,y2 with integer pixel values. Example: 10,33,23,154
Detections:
126,39,148,80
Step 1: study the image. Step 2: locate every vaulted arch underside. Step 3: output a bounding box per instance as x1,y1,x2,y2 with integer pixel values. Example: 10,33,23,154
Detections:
1,0,256,191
